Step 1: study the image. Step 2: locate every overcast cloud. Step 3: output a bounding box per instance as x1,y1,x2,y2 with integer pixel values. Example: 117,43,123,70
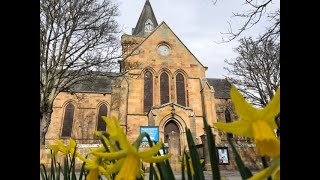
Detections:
116,0,280,78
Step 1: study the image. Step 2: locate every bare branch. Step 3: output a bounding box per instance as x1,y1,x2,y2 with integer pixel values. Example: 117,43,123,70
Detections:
224,37,280,107
40,0,122,144
216,0,279,43
211,0,219,5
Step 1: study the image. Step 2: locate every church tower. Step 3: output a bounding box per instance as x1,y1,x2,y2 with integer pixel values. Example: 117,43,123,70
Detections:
120,0,160,72
118,0,220,157
132,0,158,37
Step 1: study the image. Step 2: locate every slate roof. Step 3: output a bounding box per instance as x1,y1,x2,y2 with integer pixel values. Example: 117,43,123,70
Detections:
132,0,158,37
207,78,232,99
69,76,231,98
68,73,119,93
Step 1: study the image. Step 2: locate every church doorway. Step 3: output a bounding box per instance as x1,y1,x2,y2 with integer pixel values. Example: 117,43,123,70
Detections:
164,120,180,142
164,120,181,156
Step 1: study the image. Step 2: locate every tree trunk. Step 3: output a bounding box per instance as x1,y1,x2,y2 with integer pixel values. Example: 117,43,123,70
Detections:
40,110,53,145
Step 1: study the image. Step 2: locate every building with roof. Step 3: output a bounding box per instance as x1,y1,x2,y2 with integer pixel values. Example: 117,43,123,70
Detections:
43,0,261,171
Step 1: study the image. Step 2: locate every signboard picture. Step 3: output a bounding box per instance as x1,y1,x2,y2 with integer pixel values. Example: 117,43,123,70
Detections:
140,126,159,142
217,147,230,165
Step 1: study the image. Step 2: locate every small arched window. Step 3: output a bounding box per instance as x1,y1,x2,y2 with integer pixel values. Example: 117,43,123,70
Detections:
61,103,75,137
97,104,108,131
144,71,153,112
225,109,233,139
176,73,186,106
160,72,169,104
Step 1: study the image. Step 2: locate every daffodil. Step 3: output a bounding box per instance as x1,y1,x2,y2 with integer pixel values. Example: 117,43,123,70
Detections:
94,131,117,152
90,116,172,180
214,86,280,157
248,157,280,180
48,138,77,157
76,152,115,180
78,133,123,180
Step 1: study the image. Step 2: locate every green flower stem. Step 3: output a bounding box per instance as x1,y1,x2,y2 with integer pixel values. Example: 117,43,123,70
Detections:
261,156,272,180
227,137,252,179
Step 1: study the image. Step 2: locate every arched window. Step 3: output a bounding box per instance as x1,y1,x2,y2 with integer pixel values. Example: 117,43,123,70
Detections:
144,71,153,112
61,103,75,137
97,104,108,131
160,72,169,104
176,73,186,106
225,109,233,139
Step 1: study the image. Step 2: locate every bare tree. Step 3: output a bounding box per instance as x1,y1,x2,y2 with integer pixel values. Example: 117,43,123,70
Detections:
224,37,280,107
213,0,280,42
40,0,122,145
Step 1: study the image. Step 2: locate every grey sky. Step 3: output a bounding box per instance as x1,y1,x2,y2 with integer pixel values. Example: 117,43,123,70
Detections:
116,0,279,78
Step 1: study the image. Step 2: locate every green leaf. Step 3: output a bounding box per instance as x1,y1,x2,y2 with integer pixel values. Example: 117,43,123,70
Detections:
99,134,118,166
50,154,55,180
153,165,160,180
98,133,111,153
133,132,149,150
41,170,46,180
181,149,185,180
227,137,252,179
184,151,192,180
203,116,221,180
149,163,154,180
57,163,61,180
185,128,205,180
145,134,175,180
41,164,48,180
261,156,272,180
161,143,175,179
79,157,87,180
63,157,69,180
69,146,77,180
50,150,56,180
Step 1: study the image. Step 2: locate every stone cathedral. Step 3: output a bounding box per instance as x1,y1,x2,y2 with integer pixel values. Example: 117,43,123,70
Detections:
43,0,262,170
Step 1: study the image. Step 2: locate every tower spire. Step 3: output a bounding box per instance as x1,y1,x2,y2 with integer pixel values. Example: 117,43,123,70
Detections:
132,0,158,37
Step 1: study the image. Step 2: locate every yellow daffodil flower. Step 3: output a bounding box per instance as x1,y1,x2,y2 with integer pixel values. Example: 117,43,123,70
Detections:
48,138,77,156
76,153,114,180
84,156,108,180
47,144,59,157
214,86,280,157
248,158,280,180
74,144,126,180
90,116,172,180
94,131,117,152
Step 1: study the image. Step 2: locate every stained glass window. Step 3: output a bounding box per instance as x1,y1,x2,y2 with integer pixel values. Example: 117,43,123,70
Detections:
61,103,75,137
97,104,108,131
176,73,186,106
144,71,153,112
160,73,169,104
225,109,233,139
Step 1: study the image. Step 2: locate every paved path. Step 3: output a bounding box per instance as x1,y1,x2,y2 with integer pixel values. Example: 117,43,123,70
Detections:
145,171,243,180
44,170,250,179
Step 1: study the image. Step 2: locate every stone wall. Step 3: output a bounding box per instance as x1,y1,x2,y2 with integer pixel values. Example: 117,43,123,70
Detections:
217,142,264,171
40,144,103,170
40,141,263,172
213,99,262,171
46,92,112,145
